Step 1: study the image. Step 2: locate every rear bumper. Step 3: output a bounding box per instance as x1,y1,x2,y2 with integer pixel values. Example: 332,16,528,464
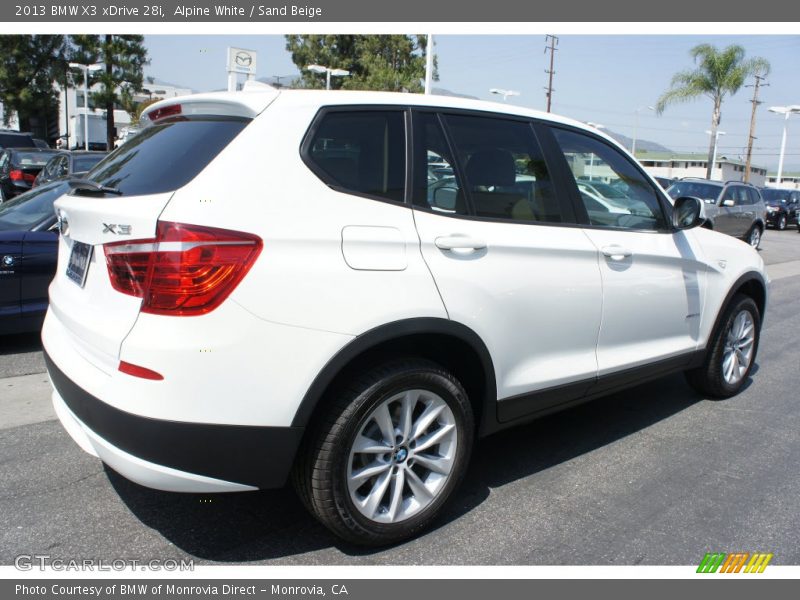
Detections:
45,350,304,491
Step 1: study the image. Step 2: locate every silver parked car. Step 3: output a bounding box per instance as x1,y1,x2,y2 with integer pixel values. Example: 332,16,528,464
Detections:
666,178,766,248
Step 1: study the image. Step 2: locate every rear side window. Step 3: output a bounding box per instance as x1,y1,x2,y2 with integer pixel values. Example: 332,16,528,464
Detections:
306,110,405,203
443,114,562,223
85,117,249,196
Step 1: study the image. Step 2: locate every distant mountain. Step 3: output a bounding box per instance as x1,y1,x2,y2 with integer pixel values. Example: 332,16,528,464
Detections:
603,130,671,153
430,88,479,100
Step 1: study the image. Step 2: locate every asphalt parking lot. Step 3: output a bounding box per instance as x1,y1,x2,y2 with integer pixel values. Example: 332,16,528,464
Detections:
1,228,799,565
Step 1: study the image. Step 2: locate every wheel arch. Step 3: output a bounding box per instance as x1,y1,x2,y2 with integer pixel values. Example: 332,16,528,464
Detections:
705,271,767,352
291,318,497,435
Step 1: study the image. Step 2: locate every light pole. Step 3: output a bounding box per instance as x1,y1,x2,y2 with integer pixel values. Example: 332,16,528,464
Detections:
769,105,800,185
705,129,726,179
425,34,434,95
631,106,655,157
489,88,520,102
69,62,103,150
306,64,350,90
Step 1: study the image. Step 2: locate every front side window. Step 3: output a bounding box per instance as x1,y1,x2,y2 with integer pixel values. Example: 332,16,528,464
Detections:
442,114,562,223
552,127,667,230
307,110,405,203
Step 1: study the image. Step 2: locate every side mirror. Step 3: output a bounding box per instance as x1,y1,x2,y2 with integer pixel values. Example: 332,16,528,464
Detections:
721,199,735,207
672,196,703,230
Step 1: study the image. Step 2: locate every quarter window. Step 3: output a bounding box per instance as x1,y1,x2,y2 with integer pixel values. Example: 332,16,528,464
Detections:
552,127,667,230
307,111,406,203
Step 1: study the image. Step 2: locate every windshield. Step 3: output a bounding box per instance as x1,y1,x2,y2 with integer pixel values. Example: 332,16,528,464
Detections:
667,181,722,203
760,189,790,204
84,116,249,196
0,181,68,231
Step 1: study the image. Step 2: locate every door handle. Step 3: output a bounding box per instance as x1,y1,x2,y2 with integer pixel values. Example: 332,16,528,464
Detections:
434,236,487,251
600,245,632,261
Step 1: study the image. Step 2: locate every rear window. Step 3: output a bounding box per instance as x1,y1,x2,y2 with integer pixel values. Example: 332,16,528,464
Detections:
72,154,105,173
14,152,54,167
0,133,35,149
85,116,249,196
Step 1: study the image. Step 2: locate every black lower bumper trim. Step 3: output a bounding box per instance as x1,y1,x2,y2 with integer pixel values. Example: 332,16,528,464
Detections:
44,351,303,489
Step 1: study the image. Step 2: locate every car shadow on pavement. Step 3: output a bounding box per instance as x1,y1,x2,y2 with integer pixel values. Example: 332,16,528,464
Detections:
0,332,43,355
108,370,727,562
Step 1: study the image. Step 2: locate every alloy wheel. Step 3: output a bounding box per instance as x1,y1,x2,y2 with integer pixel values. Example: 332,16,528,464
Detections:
722,310,755,385
346,389,458,524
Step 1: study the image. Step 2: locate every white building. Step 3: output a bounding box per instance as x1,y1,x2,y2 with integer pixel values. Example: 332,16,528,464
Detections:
635,152,768,187
56,76,192,149
764,173,800,190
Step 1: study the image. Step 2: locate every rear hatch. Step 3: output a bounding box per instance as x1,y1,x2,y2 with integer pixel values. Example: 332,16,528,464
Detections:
49,90,278,372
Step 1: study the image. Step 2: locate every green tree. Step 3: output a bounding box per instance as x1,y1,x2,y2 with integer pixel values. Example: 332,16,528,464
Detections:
655,44,770,179
285,35,435,92
70,35,148,150
0,35,68,140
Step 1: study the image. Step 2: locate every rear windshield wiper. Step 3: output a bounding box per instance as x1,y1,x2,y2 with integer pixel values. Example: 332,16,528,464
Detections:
68,179,123,195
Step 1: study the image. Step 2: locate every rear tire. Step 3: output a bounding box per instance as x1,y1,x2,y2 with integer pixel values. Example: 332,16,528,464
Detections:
292,359,474,546
685,294,761,399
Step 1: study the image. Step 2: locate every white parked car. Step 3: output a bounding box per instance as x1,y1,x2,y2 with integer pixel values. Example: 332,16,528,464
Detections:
43,86,768,546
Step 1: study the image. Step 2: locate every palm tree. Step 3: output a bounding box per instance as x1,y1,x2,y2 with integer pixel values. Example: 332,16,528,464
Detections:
655,44,770,179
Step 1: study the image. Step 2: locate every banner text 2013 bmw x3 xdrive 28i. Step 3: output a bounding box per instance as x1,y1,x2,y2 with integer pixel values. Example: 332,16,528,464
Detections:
43,84,768,546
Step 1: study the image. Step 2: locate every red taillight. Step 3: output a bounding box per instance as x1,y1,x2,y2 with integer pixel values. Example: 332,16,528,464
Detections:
104,221,262,316
10,169,35,183
147,104,182,122
119,361,164,380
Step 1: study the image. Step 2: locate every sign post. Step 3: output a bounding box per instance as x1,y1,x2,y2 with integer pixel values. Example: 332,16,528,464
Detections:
226,47,257,91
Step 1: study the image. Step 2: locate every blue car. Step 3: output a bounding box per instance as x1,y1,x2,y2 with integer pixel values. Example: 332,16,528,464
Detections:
0,180,70,334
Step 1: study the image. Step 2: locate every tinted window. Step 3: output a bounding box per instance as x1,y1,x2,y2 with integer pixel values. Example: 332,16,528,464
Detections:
747,187,762,205
552,127,667,230
413,112,464,215
443,114,562,223
72,154,105,173
307,111,405,203
13,151,55,167
760,189,789,203
85,117,249,196
0,181,68,231
0,133,35,149
666,181,722,203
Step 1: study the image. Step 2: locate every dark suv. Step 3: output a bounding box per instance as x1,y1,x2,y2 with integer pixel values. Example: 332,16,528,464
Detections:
760,188,800,230
666,179,767,248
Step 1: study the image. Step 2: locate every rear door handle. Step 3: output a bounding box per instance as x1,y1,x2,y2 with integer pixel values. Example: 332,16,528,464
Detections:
434,236,487,251
601,245,632,260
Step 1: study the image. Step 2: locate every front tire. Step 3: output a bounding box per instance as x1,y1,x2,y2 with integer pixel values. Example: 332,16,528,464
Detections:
746,225,762,249
777,215,787,230
685,294,761,399
293,360,474,546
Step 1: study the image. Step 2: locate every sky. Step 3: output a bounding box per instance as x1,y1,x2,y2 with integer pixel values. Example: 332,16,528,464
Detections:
144,34,800,172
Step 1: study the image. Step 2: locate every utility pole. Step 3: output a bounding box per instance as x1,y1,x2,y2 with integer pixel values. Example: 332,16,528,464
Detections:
744,74,768,183
544,35,558,113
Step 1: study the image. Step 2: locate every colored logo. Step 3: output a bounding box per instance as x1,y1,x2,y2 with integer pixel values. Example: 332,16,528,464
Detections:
697,552,773,573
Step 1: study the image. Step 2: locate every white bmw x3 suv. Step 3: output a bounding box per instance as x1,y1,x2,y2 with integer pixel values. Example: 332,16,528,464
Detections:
44,84,767,546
